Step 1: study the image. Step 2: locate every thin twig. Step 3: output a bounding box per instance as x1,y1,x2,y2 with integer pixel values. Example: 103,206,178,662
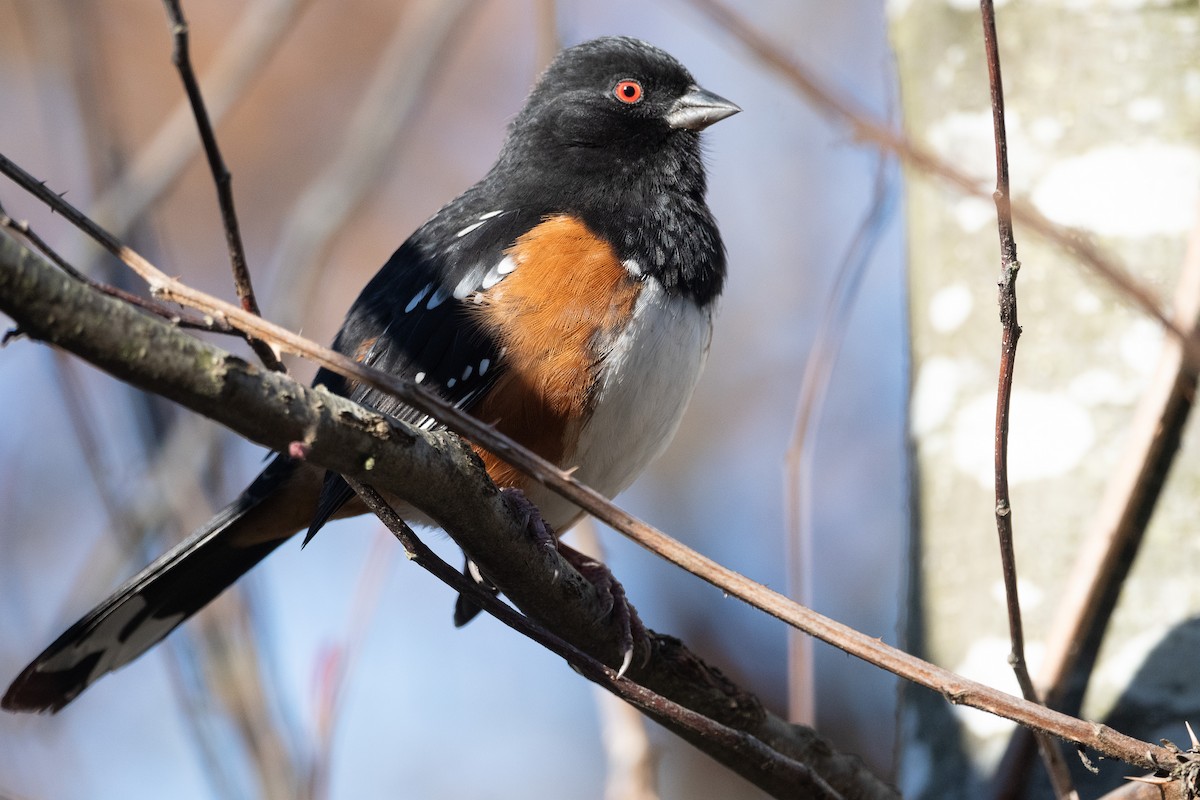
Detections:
1096,776,1188,800
995,210,1200,797
686,0,1200,370
978,2,1077,797
1046,207,1200,693
0,204,231,334
90,0,312,240
784,154,897,726
306,531,395,800
0,198,1182,775
159,0,283,372
70,6,302,787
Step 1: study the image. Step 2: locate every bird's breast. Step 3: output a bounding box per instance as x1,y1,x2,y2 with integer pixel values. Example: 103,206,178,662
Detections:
534,275,713,531
466,214,713,532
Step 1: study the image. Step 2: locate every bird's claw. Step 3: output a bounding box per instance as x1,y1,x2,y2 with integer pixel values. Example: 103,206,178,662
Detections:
499,489,648,675
556,542,648,678
501,488,560,579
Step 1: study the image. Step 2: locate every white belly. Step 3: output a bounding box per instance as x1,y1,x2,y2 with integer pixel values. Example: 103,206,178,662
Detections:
532,278,713,530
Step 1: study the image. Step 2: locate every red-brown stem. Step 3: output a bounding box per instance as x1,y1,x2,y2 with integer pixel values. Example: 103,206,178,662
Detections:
980,3,1077,797
160,0,282,371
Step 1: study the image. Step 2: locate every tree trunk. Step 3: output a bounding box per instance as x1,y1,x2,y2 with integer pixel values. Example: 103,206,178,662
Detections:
893,2,1200,797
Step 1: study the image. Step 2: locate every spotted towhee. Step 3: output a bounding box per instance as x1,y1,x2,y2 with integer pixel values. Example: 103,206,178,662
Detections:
4,35,738,713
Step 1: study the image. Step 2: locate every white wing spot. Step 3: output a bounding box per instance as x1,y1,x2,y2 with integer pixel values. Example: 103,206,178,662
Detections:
426,285,451,310
622,259,643,277
496,255,518,275
467,560,486,582
462,365,473,381
405,283,432,313
453,271,481,300
479,358,490,376
447,377,457,388
455,220,487,238
414,372,426,384
455,210,505,238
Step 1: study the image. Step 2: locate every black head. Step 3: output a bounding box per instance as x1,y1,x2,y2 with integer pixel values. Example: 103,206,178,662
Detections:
496,36,739,184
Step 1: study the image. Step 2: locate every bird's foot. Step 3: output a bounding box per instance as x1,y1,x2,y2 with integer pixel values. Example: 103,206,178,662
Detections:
554,540,649,679
500,487,560,564
500,488,648,676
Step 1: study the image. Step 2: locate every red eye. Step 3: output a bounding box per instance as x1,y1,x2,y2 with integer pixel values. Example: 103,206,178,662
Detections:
614,79,643,104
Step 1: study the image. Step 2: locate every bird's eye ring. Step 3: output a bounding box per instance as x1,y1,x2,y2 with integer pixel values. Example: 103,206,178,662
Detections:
614,79,643,104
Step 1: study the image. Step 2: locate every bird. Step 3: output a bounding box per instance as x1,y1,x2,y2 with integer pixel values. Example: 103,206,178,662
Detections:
3,35,739,713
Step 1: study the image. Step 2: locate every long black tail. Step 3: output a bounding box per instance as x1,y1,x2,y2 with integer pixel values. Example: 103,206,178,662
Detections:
3,455,316,713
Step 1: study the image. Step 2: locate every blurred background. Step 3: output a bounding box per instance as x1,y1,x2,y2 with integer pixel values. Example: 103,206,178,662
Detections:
0,1,907,798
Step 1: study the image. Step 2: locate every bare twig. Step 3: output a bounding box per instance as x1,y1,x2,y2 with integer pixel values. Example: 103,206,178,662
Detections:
1047,209,1200,696
91,0,312,240
0,204,231,334
0,217,1183,776
996,210,1200,797
306,531,395,800
159,0,283,372
687,0,1200,370
1096,776,1187,800
138,9,313,788
783,155,897,727
978,3,1077,799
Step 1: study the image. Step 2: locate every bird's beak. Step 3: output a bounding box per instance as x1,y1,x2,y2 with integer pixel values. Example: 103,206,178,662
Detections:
665,86,741,131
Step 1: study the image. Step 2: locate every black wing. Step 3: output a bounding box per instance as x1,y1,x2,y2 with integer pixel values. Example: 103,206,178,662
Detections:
306,204,540,536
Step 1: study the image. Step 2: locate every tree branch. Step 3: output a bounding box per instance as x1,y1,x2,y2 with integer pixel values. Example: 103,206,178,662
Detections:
0,152,1184,775
345,480,849,800
0,201,232,335
160,0,282,372
979,2,1076,797
0,233,895,799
